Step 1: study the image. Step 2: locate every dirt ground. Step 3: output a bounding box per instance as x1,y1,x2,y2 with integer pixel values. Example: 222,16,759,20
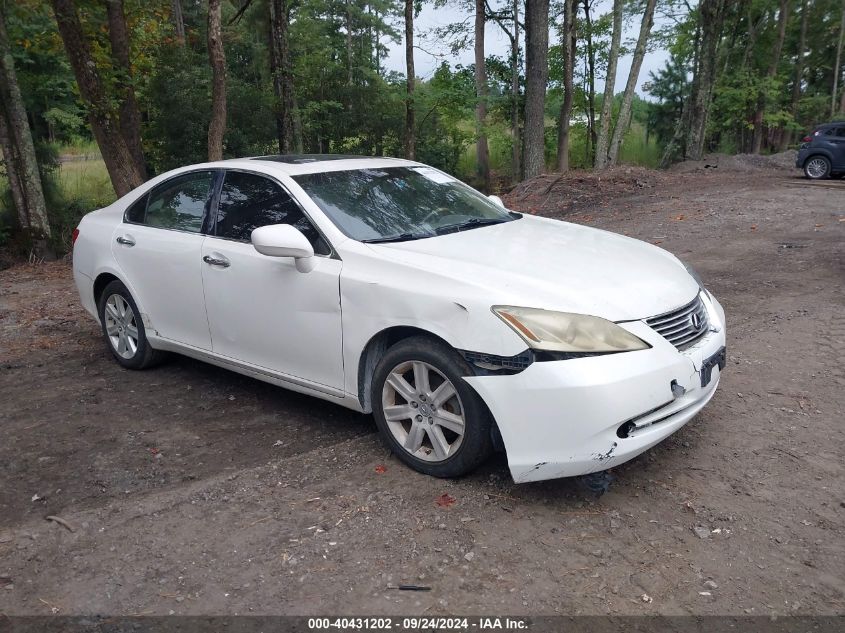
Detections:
0,166,843,617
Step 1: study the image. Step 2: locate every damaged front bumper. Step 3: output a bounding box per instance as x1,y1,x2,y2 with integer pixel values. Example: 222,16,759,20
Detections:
464,294,727,483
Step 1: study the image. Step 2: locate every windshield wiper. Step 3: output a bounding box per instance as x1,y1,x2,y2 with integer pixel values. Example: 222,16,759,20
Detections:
434,217,510,235
362,233,430,244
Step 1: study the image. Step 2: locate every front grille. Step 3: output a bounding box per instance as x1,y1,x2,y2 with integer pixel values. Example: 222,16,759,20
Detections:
646,293,709,350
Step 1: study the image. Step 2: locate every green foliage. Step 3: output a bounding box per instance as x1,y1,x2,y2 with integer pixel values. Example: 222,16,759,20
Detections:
3,0,844,259
5,0,85,144
144,44,276,172
644,50,690,146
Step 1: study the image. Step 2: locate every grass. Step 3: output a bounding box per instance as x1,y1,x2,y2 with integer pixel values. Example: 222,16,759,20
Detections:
618,122,662,168
56,140,101,158
56,157,116,210
0,154,115,255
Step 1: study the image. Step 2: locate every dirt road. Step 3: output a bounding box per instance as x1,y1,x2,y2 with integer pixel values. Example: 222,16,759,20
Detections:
0,170,842,617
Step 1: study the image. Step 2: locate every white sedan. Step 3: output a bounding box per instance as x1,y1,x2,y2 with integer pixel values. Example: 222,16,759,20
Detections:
72,155,726,483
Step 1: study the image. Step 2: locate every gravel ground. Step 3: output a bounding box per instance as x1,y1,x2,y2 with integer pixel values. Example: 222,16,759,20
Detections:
0,169,843,617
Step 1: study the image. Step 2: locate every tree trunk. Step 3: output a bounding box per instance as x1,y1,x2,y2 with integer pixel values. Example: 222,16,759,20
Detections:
791,0,807,114
556,0,576,172
833,1,845,117
0,7,52,246
345,0,354,90
52,0,142,197
583,0,597,166
475,0,490,192
522,0,549,180
207,0,226,161
404,0,415,159
780,0,808,150
270,0,294,153
172,0,186,46
0,97,28,230
607,0,656,166
594,0,622,169
106,0,146,180
751,0,788,154
685,0,726,161
510,0,520,180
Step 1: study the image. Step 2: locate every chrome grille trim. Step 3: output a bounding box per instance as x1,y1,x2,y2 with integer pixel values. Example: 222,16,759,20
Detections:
646,293,709,350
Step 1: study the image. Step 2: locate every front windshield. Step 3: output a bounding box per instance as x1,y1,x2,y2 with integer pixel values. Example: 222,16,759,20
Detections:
292,166,515,242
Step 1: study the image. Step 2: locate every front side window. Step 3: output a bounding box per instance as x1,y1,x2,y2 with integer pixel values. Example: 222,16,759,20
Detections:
215,171,330,255
140,171,215,233
292,166,514,242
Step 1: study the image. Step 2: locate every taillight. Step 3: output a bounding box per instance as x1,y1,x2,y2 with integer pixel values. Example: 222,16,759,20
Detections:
801,136,812,143
72,227,80,246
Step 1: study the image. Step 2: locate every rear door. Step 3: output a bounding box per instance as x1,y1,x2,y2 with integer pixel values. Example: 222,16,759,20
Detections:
112,170,217,350
832,127,845,169
200,169,344,391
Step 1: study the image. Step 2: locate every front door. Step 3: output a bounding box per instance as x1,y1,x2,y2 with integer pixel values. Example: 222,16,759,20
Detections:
200,170,344,391
111,170,216,350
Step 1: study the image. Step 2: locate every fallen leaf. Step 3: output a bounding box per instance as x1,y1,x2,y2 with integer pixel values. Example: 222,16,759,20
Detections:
149,447,159,455
672,213,685,221
750,224,757,231
435,493,456,508
374,465,387,474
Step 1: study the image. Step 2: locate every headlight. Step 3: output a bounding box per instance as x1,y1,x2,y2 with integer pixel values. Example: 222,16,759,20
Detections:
492,306,650,353
683,261,705,289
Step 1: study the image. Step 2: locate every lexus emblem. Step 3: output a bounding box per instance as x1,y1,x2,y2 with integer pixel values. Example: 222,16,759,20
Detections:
690,312,702,330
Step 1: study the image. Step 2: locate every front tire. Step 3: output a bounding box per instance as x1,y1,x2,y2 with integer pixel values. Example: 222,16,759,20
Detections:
97,280,163,369
371,336,493,478
804,155,831,180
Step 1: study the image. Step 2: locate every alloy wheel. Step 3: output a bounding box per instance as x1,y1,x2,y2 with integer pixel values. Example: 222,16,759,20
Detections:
381,360,466,462
104,293,139,359
806,157,828,179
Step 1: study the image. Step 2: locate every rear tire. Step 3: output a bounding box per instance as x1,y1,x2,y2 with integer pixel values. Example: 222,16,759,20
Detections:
97,280,164,370
371,336,493,478
804,155,831,180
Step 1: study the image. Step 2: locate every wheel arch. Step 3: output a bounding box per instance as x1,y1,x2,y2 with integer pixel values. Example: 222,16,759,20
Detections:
803,151,834,165
357,326,453,413
93,272,122,309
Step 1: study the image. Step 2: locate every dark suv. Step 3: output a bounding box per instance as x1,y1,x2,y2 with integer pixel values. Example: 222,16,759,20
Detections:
796,123,845,179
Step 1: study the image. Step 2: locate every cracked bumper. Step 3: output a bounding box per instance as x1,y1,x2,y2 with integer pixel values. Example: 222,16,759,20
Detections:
464,295,726,483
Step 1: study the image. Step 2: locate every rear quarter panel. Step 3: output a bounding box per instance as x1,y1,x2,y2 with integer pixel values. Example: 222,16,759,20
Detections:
72,205,128,320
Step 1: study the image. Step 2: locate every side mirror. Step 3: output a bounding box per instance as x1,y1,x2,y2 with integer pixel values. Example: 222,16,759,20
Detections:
488,194,505,208
251,224,316,272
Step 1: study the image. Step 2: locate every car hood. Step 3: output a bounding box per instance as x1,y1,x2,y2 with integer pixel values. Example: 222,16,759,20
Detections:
369,215,699,321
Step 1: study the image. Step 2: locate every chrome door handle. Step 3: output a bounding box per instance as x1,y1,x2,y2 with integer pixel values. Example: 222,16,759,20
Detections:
203,255,230,268
116,236,135,246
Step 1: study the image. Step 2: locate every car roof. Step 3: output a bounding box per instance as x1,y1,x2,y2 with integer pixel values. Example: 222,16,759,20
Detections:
217,154,422,176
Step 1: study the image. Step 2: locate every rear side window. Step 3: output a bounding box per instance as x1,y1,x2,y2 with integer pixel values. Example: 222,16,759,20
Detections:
125,193,148,223
134,171,215,233
835,128,845,137
215,171,330,255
